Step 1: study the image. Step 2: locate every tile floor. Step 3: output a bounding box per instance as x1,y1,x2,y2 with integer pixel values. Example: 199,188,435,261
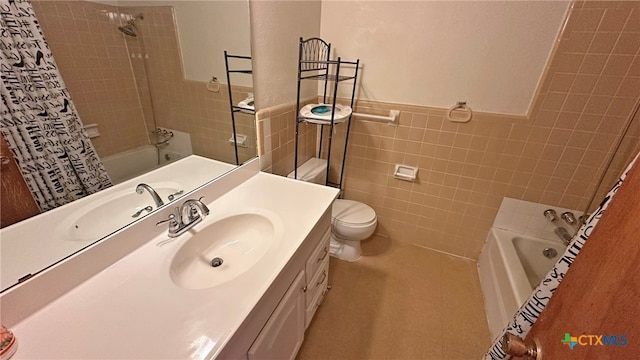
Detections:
297,235,492,360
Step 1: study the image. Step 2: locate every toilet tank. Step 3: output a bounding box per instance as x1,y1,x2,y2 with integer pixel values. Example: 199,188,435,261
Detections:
287,158,327,185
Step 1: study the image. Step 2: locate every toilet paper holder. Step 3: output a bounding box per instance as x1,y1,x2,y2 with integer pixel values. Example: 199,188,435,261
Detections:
393,164,418,181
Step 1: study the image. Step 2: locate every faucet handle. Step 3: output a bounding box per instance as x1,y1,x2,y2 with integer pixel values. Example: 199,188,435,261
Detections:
196,197,210,215
561,211,577,226
167,190,184,201
156,213,177,227
543,209,558,222
132,205,153,218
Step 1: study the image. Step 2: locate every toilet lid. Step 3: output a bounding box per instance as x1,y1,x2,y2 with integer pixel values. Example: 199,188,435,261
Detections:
332,199,376,225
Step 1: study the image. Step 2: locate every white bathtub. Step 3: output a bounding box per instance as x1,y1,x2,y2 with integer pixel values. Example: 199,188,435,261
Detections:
102,145,184,184
478,227,566,339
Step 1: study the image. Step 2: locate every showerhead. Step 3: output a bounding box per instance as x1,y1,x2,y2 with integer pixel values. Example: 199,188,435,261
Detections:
118,23,137,37
118,13,144,37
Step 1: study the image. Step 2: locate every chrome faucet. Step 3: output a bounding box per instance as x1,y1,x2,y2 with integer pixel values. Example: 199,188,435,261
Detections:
554,227,573,246
561,211,578,227
156,198,210,237
543,209,558,222
136,183,164,207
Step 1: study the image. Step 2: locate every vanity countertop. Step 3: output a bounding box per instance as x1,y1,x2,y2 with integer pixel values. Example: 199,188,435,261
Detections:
9,172,339,359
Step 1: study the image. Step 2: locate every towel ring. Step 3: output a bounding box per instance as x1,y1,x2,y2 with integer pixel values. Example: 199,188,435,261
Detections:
207,76,220,93
447,101,472,123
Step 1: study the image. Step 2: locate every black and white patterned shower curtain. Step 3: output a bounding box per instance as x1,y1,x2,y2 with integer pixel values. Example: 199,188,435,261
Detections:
0,0,112,211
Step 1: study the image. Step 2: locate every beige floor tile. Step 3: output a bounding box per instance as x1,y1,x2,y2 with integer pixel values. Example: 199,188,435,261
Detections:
299,299,379,359
297,241,490,360
441,256,484,311
362,236,443,274
442,306,491,359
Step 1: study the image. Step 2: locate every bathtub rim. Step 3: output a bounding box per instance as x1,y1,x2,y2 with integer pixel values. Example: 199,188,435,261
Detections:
479,227,561,340
492,227,541,307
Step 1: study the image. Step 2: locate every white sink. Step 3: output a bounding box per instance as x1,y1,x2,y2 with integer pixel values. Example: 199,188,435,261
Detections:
169,212,281,290
61,183,182,242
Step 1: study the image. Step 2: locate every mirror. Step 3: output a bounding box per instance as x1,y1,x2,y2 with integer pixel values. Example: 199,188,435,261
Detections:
0,0,255,292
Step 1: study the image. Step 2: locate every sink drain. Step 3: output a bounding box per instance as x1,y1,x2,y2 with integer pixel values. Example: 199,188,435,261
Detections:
542,248,557,259
210,257,224,267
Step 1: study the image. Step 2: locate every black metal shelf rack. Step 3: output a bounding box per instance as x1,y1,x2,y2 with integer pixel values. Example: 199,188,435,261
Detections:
224,51,254,165
294,37,360,190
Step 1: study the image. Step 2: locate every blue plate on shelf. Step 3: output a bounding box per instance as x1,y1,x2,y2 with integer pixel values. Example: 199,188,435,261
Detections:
299,103,352,125
311,105,331,115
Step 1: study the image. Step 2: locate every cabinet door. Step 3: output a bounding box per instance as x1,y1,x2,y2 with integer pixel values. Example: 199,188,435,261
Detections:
248,270,305,360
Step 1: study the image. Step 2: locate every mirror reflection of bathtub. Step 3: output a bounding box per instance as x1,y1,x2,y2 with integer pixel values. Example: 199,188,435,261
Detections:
0,156,235,293
478,227,567,339
101,128,193,184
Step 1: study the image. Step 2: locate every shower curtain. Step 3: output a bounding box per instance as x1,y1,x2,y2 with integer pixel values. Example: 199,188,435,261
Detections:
0,0,112,211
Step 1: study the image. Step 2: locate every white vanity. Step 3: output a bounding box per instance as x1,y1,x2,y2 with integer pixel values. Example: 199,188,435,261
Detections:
0,159,339,359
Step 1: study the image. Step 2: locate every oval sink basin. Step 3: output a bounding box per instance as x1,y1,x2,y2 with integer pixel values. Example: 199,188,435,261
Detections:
169,213,276,290
61,184,182,242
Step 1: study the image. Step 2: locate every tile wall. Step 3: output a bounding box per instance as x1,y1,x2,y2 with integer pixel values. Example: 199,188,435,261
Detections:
259,0,640,259
32,1,254,164
32,0,149,157
256,97,317,176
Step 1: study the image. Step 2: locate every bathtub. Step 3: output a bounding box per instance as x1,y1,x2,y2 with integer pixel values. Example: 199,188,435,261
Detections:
478,227,566,339
102,145,184,184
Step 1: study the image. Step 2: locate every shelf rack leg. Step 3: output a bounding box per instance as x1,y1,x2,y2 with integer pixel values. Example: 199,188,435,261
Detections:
338,58,360,190
224,50,240,165
324,58,341,187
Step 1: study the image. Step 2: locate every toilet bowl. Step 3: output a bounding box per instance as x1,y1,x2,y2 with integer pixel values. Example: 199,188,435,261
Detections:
330,199,377,261
288,158,377,261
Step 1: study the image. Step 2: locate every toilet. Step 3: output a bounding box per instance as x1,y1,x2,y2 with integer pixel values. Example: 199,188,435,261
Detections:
288,158,377,261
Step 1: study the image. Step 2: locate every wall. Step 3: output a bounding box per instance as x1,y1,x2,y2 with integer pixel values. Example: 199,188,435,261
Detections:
121,4,255,164
252,0,640,259
320,1,569,115
250,0,322,109
335,0,640,258
32,0,150,157
255,99,316,176
249,0,322,173
118,0,252,86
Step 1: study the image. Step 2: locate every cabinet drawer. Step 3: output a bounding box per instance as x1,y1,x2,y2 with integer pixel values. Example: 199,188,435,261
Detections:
305,228,330,281
306,256,329,307
305,262,329,329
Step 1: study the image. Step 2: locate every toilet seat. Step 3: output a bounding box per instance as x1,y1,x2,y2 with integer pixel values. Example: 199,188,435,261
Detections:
331,199,376,227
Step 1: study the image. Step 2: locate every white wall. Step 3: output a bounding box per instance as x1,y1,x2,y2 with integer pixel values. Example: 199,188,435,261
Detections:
250,0,322,109
118,0,252,86
320,1,569,115
173,1,251,85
